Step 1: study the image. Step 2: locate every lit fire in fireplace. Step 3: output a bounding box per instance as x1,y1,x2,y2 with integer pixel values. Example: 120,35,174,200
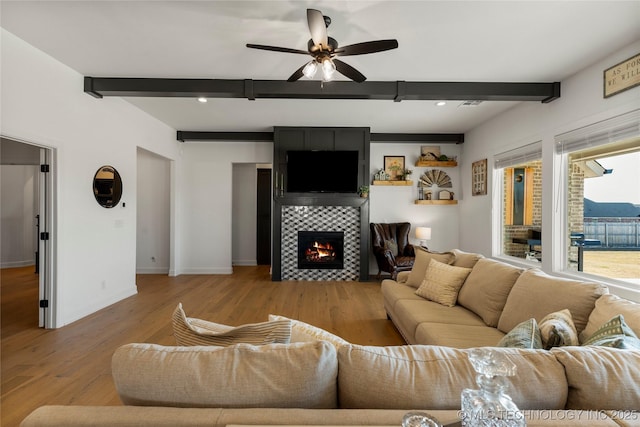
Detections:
305,241,336,262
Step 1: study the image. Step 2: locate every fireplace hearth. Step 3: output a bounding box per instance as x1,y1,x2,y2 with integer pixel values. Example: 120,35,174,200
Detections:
298,231,344,270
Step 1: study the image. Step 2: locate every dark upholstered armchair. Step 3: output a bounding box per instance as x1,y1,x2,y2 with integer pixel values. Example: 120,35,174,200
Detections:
370,222,416,279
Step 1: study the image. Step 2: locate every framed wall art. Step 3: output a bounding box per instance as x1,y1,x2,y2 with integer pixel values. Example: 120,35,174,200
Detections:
472,159,487,196
384,156,405,180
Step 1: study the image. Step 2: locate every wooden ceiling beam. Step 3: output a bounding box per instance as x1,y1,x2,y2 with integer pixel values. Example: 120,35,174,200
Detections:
85,77,560,103
176,131,464,143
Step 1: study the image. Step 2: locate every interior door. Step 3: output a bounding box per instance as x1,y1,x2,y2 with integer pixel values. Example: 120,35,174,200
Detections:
38,148,48,327
256,168,272,265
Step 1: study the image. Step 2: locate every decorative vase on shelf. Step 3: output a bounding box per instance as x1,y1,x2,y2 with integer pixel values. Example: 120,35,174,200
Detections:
460,348,526,427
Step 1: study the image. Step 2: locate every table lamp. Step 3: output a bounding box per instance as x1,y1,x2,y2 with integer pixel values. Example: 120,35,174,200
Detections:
416,227,432,249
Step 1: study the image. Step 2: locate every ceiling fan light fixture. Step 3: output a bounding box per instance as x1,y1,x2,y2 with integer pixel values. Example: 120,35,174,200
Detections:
302,60,318,79
321,58,336,81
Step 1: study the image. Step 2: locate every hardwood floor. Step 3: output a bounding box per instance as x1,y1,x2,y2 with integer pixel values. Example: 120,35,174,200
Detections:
1,265,404,427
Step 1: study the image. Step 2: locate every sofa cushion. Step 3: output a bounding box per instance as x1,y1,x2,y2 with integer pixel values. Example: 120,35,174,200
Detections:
581,294,640,343
172,303,291,346
457,258,524,327
451,248,485,269
112,341,338,408
382,279,426,312
539,309,579,349
394,299,487,327
414,323,505,348
389,299,487,344
498,318,543,349
582,315,640,349
337,344,567,410
405,247,455,289
551,346,640,410
415,259,472,307
497,269,608,335
20,407,620,427
268,314,349,348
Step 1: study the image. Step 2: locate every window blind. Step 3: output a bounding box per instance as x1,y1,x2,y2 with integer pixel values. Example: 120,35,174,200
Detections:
494,141,542,169
555,109,640,155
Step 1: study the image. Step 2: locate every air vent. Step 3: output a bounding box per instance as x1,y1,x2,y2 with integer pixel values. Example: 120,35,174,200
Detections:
459,100,484,107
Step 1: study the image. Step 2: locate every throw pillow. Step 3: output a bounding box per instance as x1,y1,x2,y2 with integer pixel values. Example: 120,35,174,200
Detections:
172,303,292,346
497,318,543,349
268,314,349,348
383,239,399,257
582,314,640,349
451,248,485,269
414,259,472,307
456,258,524,327
496,269,607,335
405,247,455,288
539,309,579,349
580,294,640,343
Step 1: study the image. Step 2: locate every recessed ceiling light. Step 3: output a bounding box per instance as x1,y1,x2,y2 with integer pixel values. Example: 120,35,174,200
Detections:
435,101,447,107
197,97,207,103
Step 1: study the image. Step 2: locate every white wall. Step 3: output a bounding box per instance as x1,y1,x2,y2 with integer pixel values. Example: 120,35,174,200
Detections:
1,29,180,326
369,142,462,273
232,163,258,266
177,142,272,274
459,40,640,296
136,148,171,274
0,165,38,267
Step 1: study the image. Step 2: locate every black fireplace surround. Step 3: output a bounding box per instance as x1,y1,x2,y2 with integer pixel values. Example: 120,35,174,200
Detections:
298,231,344,270
271,126,371,281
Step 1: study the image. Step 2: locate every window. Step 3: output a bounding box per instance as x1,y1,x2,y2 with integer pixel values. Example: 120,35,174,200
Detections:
557,110,640,288
494,142,542,262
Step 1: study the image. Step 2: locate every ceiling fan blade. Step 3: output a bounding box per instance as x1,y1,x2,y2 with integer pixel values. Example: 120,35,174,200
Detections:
335,39,399,56
333,59,366,83
287,64,306,82
307,9,328,49
246,44,309,55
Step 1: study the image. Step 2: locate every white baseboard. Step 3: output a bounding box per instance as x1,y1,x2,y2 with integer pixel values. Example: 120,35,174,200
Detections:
232,259,257,266
1,260,35,269
61,287,138,327
136,267,170,274
178,267,234,275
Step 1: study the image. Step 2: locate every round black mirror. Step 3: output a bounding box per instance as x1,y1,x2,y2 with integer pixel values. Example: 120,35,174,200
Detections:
93,165,122,208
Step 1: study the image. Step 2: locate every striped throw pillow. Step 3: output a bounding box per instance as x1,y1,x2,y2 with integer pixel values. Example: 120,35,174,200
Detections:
498,318,543,349
172,303,292,346
582,314,640,349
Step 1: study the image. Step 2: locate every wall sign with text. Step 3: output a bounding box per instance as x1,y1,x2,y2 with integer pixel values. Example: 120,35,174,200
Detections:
604,52,640,98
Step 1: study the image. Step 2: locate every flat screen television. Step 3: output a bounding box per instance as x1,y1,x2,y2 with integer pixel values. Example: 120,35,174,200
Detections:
286,150,359,193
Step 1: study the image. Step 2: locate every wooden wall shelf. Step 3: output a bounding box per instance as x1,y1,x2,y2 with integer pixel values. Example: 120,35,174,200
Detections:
372,180,413,186
415,160,458,167
414,199,458,205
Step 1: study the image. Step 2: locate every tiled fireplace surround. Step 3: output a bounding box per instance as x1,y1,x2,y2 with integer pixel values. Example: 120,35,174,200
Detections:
271,126,371,281
272,197,370,281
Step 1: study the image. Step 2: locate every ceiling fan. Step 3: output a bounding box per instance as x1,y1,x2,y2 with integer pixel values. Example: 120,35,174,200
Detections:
246,9,398,83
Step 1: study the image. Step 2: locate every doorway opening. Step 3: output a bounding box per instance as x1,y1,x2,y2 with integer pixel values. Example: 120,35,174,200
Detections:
1,136,55,330
231,164,272,268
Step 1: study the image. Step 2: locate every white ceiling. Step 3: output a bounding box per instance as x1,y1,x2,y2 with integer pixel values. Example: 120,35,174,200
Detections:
2,1,639,134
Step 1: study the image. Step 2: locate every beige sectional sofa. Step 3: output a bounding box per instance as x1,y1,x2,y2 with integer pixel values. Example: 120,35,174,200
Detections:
21,250,640,427
382,248,640,348
21,341,640,426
